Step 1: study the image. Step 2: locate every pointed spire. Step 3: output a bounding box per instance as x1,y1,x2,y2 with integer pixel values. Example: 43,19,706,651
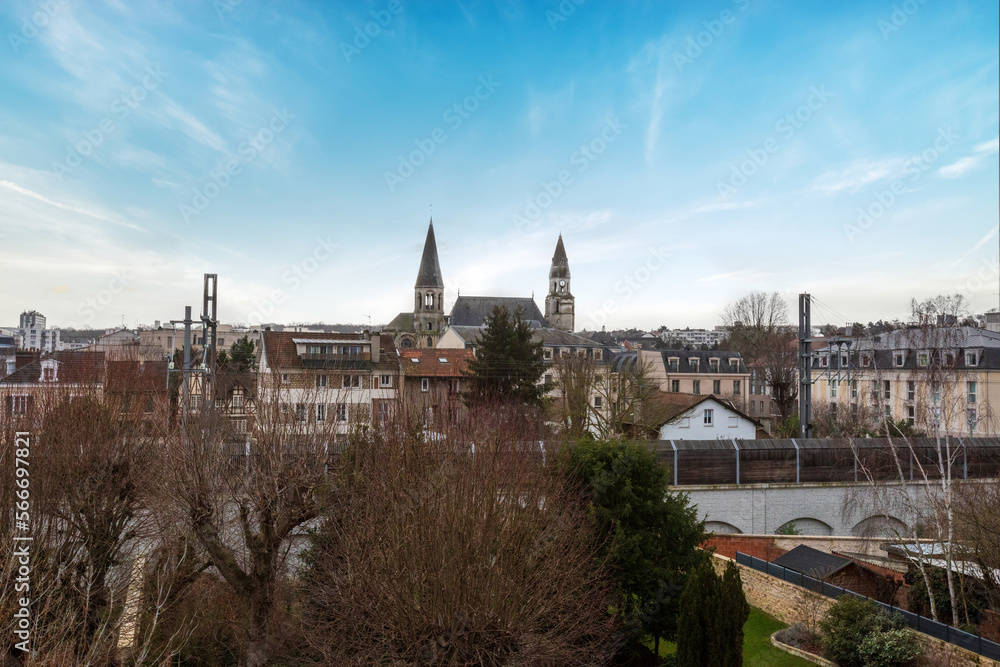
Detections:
549,233,570,280
415,218,444,288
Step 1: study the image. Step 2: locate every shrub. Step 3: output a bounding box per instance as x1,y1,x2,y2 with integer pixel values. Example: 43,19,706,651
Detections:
819,597,904,667
858,627,922,667
774,622,819,652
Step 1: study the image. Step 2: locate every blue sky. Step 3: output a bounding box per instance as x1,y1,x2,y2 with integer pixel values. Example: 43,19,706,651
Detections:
1,0,997,331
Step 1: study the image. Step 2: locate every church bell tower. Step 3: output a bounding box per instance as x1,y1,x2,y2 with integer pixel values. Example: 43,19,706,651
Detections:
545,234,574,332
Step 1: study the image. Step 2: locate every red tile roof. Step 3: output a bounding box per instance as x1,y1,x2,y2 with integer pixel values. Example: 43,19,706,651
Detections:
399,348,474,378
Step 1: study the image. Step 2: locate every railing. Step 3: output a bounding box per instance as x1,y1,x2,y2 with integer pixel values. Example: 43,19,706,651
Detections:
735,551,1000,661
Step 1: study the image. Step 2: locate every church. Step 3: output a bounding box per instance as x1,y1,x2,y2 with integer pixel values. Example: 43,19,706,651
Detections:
385,220,575,349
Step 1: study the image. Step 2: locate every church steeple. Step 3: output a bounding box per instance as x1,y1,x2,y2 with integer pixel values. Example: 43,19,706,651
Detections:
415,218,444,288
414,218,446,348
545,234,574,332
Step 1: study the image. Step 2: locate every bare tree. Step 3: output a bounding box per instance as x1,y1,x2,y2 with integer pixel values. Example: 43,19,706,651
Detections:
299,403,620,665
590,356,667,439
720,291,789,362
549,353,597,439
165,370,337,667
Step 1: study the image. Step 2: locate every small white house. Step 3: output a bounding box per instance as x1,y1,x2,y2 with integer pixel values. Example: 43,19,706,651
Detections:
654,394,759,440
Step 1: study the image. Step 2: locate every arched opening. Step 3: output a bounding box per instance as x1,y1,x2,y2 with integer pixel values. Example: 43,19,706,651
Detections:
426,337,433,347
425,292,434,308
705,521,743,534
778,518,833,536
852,515,907,538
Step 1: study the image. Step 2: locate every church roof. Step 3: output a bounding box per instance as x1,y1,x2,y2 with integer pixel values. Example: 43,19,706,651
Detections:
415,220,444,288
449,296,547,327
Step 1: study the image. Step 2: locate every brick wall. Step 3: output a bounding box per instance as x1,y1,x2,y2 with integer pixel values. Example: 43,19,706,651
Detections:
703,534,786,561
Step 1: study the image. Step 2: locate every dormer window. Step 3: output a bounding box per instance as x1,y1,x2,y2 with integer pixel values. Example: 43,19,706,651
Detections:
689,358,699,372
668,357,679,372
861,354,871,368
543,348,552,360
894,351,905,367
729,358,739,371
918,351,929,367
709,358,719,372
966,351,979,367
594,349,602,361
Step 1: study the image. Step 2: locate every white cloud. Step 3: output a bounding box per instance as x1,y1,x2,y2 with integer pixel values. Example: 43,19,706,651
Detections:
938,136,999,179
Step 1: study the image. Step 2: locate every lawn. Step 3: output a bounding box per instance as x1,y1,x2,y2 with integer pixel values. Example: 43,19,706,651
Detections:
650,607,812,666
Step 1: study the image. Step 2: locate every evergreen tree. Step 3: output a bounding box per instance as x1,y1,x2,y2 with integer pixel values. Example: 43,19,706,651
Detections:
228,334,257,371
463,305,546,407
563,439,707,653
676,561,749,667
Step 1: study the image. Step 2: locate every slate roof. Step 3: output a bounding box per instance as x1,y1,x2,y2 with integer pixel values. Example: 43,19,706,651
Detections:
415,220,444,288
0,350,105,385
449,296,546,327
399,349,475,378
772,545,853,579
658,349,748,374
444,325,604,350
814,327,1000,371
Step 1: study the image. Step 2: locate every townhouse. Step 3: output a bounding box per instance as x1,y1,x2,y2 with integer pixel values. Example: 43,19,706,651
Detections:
637,348,751,408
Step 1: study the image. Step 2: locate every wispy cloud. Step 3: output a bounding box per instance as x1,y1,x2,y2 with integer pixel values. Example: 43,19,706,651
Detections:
0,179,140,230
938,137,999,178
809,157,908,195
951,225,999,266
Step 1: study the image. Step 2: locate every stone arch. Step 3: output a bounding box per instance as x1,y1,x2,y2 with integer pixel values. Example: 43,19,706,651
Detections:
705,521,743,534
851,515,907,538
779,518,833,536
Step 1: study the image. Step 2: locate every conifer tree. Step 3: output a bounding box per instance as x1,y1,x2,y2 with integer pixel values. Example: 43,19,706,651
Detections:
463,305,546,407
676,561,748,666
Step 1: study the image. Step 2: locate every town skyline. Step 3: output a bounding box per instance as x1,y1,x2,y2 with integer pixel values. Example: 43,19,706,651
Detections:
1,1,997,330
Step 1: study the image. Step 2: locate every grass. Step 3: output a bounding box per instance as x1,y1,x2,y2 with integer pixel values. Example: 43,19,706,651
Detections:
649,607,812,666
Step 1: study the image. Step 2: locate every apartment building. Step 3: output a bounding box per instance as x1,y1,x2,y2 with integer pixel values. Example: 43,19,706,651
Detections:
809,326,998,436
258,330,399,439
637,348,750,408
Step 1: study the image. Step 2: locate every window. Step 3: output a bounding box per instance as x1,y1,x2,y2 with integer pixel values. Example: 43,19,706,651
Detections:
560,348,570,358
968,408,977,432
316,404,325,422
594,349,603,361
295,403,306,422
918,352,929,367
426,322,433,330
760,400,764,413
281,373,289,384
883,380,891,400
689,358,700,372
235,418,247,435
906,405,915,426
340,345,363,355
729,359,739,371
594,396,603,408
709,358,719,372
932,381,941,404
427,337,433,347
894,352,904,367
692,380,701,395
377,402,390,424
380,374,392,387
733,380,741,395
907,381,915,401
831,380,838,398
307,344,329,355
450,379,461,394
421,378,429,392
543,348,552,360
424,292,434,307
861,354,871,368
884,404,891,418
343,374,361,388
544,374,553,385
750,401,755,413
668,358,679,372
819,356,828,368
966,351,978,367
336,403,348,422
43,367,54,381
968,381,977,405
713,380,721,395
215,398,224,409
851,380,858,399
10,395,28,416
316,374,327,388
232,393,243,410
841,355,848,367
703,409,714,426
670,380,680,393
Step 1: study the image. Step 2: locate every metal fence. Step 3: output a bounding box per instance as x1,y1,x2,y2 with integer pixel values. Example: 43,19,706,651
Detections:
735,551,1000,661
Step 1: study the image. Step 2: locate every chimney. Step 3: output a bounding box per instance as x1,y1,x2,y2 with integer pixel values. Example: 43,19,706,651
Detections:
371,334,380,363
5,358,14,377
154,320,161,329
